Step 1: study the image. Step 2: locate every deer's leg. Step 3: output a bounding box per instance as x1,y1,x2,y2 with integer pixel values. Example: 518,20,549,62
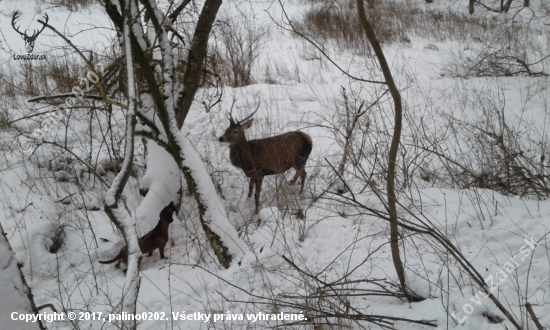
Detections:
294,159,307,194
159,243,166,259
291,159,307,193
299,168,307,194
254,176,264,214
292,155,308,192
290,169,300,185
247,177,254,198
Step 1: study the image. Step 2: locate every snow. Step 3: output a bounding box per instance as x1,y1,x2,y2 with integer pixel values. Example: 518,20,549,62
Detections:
1,0,550,329
0,224,39,330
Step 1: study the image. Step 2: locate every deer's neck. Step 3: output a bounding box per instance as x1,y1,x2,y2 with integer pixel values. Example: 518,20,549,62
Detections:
155,219,170,238
161,219,170,231
230,140,253,169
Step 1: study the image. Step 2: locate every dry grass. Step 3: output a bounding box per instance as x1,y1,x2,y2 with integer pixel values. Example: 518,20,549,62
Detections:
0,55,102,134
296,0,550,76
0,58,83,98
210,14,270,87
43,0,94,11
297,0,509,53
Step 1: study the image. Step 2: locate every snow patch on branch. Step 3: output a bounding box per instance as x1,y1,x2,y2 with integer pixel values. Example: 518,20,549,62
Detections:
179,134,248,262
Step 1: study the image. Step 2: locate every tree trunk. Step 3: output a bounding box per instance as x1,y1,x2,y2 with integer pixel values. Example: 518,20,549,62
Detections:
356,0,410,301
469,0,475,14
503,0,513,12
104,0,246,270
176,0,223,127
103,0,141,328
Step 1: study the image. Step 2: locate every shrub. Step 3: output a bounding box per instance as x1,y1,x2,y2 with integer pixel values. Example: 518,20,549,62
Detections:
211,13,269,87
296,0,510,53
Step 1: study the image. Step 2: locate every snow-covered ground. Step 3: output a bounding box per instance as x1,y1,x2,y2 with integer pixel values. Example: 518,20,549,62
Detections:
1,0,550,329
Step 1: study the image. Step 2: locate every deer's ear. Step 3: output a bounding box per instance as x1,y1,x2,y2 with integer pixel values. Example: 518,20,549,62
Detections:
242,119,254,129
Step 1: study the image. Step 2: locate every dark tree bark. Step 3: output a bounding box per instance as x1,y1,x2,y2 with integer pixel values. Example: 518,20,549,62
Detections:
176,0,223,127
502,0,513,12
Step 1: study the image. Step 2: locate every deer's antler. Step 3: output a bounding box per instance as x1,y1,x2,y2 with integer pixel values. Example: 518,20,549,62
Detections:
228,99,237,125
238,102,260,124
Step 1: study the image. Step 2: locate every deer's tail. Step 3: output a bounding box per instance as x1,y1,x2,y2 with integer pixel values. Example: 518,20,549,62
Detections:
296,131,313,160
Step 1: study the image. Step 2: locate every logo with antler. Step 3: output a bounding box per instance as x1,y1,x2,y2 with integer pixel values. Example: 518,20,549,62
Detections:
11,11,49,54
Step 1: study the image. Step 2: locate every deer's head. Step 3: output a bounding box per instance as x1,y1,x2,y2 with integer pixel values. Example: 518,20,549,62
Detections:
161,201,176,224
218,106,258,145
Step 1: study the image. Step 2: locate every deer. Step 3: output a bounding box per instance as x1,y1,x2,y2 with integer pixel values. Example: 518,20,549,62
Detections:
99,201,177,271
218,108,313,214
11,11,49,54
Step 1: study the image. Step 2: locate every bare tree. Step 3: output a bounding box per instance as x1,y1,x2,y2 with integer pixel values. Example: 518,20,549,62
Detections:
101,0,246,273
6,0,247,325
356,0,410,302
102,0,141,327
471,0,531,13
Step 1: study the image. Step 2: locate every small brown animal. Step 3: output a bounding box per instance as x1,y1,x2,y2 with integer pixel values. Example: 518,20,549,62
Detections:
99,201,177,268
218,109,312,213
